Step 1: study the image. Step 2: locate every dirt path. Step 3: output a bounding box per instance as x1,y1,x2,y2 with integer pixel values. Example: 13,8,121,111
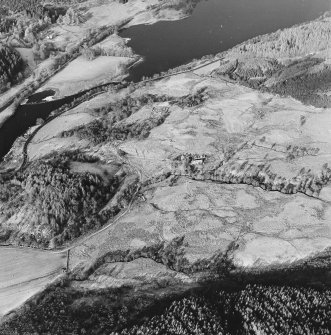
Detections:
0,54,227,320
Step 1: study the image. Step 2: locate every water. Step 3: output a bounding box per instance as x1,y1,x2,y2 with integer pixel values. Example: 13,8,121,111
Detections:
121,0,330,81
0,82,119,160
0,0,330,160
26,89,55,103
0,97,73,160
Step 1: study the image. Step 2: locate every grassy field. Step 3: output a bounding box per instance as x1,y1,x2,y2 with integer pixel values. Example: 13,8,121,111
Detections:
0,247,65,317
0,8,330,331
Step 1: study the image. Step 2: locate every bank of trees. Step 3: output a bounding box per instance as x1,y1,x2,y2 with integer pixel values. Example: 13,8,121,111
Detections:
62,93,169,143
0,151,120,247
0,283,157,335
1,282,330,335
229,16,331,59
0,0,66,22
62,90,207,144
0,174,20,203
71,107,170,143
0,44,23,92
213,26,331,108
80,42,134,61
116,284,331,335
0,0,43,16
4,23,121,107
0,16,16,33
32,41,55,60
117,296,227,335
268,67,331,108
57,7,82,25
76,236,190,281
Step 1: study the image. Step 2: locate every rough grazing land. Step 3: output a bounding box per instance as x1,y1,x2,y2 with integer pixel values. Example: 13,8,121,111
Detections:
0,8,330,334
68,72,331,270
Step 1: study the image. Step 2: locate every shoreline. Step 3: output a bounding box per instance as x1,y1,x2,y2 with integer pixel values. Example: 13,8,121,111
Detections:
0,2,330,331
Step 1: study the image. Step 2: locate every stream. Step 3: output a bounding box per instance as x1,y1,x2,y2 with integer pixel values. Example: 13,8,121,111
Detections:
0,0,330,317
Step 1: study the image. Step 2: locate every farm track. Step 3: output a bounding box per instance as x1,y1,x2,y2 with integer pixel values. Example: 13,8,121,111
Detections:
17,55,225,173
0,55,226,260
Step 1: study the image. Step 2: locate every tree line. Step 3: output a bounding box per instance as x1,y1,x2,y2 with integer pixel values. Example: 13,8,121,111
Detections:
61,89,208,144
0,151,120,247
1,281,330,335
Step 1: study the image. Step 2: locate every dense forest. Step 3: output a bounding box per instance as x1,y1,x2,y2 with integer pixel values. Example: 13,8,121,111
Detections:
0,45,23,92
0,0,43,16
115,285,331,335
0,151,121,247
1,0,55,21
0,16,16,33
1,240,330,334
214,56,331,108
267,65,331,108
0,0,72,18
1,282,330,335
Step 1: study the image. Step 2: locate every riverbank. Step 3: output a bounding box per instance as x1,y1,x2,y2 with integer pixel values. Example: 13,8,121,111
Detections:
0,0,197,128
0,0,208,164
0,2,330,332
1,7,330,275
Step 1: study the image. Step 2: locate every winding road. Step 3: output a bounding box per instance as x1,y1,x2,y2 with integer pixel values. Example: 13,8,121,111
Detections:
0,2,232,319
0,53,228,320
1,53,226,252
